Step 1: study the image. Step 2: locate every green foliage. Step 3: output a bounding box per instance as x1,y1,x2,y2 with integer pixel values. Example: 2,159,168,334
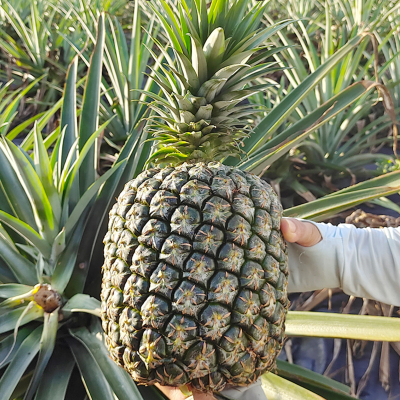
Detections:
0,0,399,399
143,0,293,164
0,0,82,111
0,14,158,399
0,0,131,123
0,77,44,138
100,3,162,142
376,158,400,174
247,0,400,206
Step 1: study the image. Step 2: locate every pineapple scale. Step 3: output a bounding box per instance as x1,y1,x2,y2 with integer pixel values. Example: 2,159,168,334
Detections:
101,162,289,392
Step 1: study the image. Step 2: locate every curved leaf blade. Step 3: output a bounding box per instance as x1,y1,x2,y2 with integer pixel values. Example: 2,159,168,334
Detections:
69,321,144,400
275,360,354,399
242,34,366,155
262,373,325,400
67,337,115,400
63,294,101,317
33,344,75,400
0,326,43,400
0,141,36,228
0,211,52,259
60,57,78,171
0,233,37,285
0,303,43,334
0,284,34,299
78,13,105,195
64,159,125,237
2,139,56,241
23,309,59,400
286,311,400,341
284,186,400,221
0,326,32,368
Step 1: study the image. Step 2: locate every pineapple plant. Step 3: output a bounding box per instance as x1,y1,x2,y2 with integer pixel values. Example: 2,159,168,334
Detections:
101,0,293,392
2,1,400,400
0,12,165,399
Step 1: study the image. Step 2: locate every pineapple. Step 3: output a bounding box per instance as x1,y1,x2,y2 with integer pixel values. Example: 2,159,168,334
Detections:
101,0,289,392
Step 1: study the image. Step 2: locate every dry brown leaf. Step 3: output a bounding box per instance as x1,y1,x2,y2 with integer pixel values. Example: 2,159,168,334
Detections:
353,300,373,357
366,300,383,316
380,341,391,392
324,338,343,377
343,296,356,314
346,339,356,396
356,119,366,132
297,288,342,311
284,339,293,364
356,341,381,397
360,80,398,158
269,179,280,199
296,190,317,202
324,175,339,192
359,298,370,315
390,342,400,357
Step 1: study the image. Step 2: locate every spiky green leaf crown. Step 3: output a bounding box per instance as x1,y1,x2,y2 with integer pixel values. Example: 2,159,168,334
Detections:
145,0,291,165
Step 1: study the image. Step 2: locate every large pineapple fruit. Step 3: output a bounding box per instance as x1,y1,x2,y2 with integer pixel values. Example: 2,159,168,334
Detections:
101,0,289,393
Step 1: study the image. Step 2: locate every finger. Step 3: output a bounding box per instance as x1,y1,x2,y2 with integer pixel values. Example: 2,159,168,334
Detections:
192,390,216,400
155,384,187,400
280,217,322,247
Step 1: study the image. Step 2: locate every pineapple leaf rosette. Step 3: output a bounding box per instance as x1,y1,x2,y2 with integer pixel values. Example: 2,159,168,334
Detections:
101,0,291,392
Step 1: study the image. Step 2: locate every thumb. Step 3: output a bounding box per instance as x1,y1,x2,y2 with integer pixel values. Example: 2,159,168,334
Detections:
280,218,322,247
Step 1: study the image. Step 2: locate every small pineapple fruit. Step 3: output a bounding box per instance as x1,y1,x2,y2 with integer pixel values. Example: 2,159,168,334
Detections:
101,0,289,393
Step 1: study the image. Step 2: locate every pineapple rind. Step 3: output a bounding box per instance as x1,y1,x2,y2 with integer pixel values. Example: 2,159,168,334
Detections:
101,162,288,392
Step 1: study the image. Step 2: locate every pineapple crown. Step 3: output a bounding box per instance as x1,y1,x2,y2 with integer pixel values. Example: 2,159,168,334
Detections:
145,0,290,165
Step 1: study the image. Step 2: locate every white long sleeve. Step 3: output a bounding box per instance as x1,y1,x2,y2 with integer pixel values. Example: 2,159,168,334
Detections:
287,222,400,306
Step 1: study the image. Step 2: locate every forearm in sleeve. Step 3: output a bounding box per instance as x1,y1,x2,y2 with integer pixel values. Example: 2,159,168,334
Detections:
287,222,400,307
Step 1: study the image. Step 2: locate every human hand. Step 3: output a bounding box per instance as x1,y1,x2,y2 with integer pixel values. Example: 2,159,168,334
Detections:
155,384,216,400
280,217,322,247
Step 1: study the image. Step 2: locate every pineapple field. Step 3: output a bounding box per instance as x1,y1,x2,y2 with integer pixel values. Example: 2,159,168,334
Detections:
0,0,400,399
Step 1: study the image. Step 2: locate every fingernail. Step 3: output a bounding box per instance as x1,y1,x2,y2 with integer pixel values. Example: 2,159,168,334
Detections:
286,218,297,233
